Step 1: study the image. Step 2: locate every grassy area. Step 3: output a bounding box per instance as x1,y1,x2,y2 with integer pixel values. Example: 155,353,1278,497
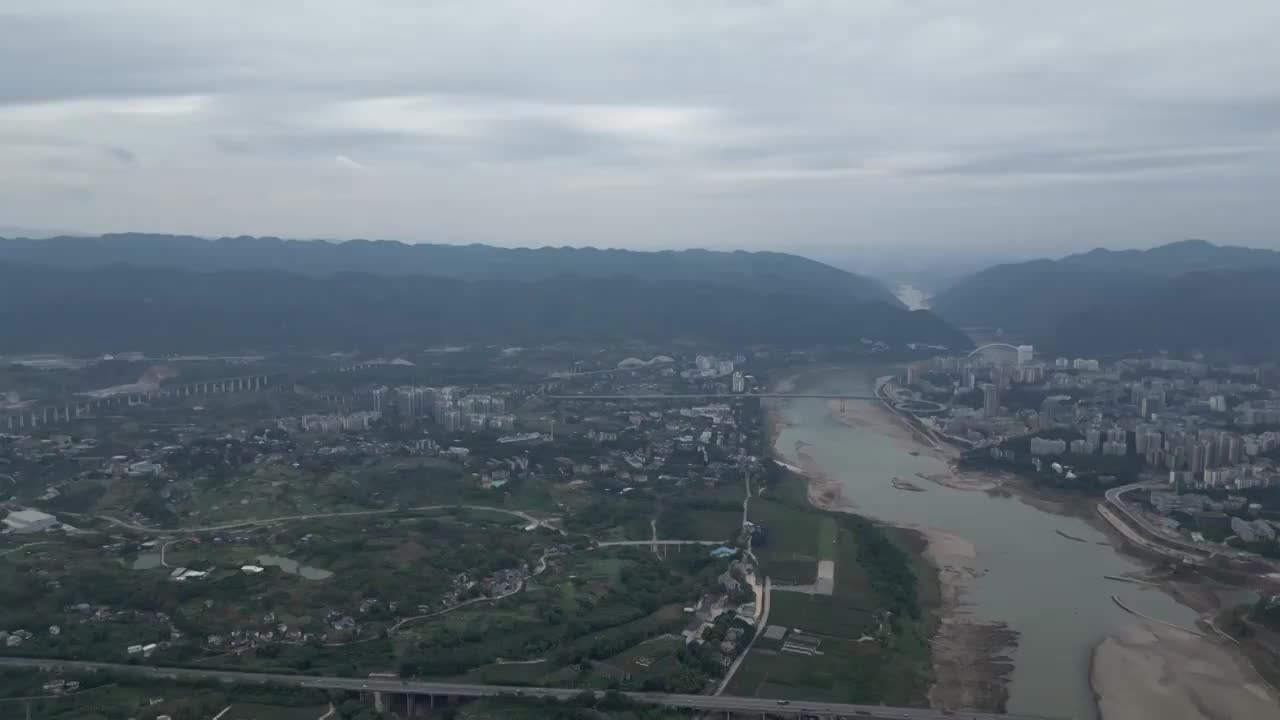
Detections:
766,592,878,638
592,635,686,683
224,702,328,720
817,515,838,562
653,482,746,543
0,510,554,673
0,669,332,720
389,548,723,682
748,494,819,584
729,470,934,707
728,632,927,705
460,659,553,685
676,509,742,542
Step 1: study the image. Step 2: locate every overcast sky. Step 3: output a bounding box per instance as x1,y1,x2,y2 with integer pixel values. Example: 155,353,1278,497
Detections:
2,1,1278,270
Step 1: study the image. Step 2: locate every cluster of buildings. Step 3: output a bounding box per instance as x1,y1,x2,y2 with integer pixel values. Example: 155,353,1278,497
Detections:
685,355,737,379
367,386,516,433
1143,490,1279,544
902,351,1280,493
277,410,383,433
436,566,532,609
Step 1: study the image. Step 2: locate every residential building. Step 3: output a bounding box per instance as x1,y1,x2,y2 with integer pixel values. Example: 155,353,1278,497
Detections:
983,384,1000,419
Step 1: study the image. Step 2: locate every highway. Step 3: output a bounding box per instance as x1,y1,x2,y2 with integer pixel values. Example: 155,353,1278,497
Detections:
1101,484,1231,562
82,504,558,536
594,539,723,548
0,656,1061,720
545,393,879,400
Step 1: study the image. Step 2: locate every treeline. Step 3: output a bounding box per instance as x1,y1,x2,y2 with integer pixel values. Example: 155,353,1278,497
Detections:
842,515,921,621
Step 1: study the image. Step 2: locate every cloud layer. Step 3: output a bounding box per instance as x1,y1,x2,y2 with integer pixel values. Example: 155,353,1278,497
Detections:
2,0,1278,266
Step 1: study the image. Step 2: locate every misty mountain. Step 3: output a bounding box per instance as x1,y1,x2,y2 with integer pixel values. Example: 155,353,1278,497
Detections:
1047,239,1280,276
1050,269,1280,356
0,233,902,308
0,264,968,355
932,240,1280,356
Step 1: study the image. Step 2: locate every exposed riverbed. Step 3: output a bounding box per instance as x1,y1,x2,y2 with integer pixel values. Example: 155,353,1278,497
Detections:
772,367,1206,720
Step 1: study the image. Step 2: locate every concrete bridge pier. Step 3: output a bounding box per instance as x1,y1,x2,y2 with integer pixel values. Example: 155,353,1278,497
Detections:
369,691,442,717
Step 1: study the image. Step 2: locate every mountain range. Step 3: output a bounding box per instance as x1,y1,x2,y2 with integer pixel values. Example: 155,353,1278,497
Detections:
932,240,1280,357
0,234,967,354
0,233,901,308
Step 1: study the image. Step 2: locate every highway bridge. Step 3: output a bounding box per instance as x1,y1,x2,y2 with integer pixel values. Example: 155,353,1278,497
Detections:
0,656,1062,720
2,373,280,432
544,393,880,401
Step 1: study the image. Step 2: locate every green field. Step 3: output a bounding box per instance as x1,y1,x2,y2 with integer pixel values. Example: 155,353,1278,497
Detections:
729,472,934,707
748,494,820,584
655,482,746,543
0,669,332,720
678,508,743,541
817,515,838,561
766,592,877,638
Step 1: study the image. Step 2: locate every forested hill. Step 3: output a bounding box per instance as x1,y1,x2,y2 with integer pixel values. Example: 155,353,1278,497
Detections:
0,263,969,355
1049,269,1280,357
0,233,901,308
931,239,1280,356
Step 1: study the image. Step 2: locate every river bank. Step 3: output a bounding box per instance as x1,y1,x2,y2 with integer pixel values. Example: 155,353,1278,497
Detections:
767,364,1279,719
769,369,1017,711
1092,619,1280,720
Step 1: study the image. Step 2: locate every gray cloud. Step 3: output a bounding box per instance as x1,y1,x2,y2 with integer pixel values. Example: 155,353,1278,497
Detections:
104,146,138,164
1,0,1279,267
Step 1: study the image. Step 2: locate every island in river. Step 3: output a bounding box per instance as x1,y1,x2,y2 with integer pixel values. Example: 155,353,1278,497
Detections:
768,366,1280,720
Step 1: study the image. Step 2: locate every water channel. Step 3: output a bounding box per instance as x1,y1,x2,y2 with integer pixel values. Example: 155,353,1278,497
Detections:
774,368,1198,720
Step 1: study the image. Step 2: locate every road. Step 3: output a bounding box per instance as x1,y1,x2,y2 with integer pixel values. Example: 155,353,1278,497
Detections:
0,541,57,558
546,393,879,401
387,549,551,634
717,576,770,696
84,504,559,536
1101,483,1255,564
594,540,723,548
0,657,1061,720
159,538,193,569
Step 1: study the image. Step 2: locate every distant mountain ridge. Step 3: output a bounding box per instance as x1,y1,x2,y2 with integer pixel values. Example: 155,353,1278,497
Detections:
932,240,1280,356
1050,239,1280,275
0,233,902,308
0,263,968,354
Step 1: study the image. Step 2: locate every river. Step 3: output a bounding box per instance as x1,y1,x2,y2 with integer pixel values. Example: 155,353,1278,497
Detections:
773,367,1199,720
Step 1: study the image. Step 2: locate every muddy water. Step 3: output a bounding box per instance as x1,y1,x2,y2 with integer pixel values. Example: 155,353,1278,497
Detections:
775,368,1198,720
